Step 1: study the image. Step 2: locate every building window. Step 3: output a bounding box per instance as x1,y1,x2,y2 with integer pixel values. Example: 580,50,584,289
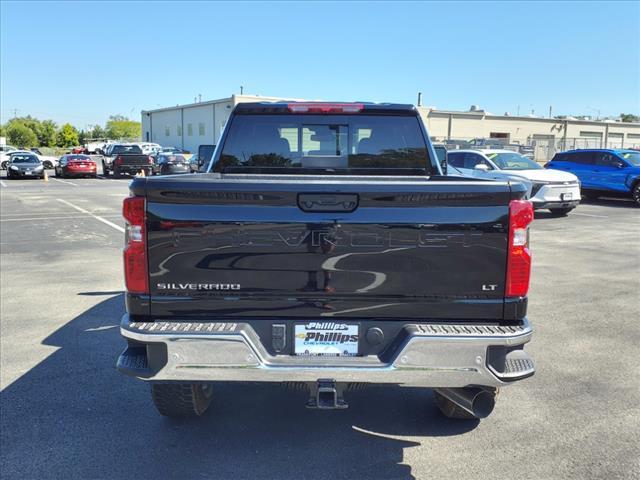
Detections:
165,126,170,136
627,134,640,139
198,123,205,136
187,123,193,136
490,132,509,139
177,125,182,136
580,131,602,138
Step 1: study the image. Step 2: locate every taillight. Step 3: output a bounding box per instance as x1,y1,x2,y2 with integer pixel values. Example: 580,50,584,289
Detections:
148,156,154,164
506,199,534,297
123,196,148,294
287,102,364,114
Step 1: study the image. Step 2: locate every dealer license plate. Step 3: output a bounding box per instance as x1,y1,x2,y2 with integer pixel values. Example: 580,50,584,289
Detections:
25,171,32,175
561,192,573,201
294,322,359,357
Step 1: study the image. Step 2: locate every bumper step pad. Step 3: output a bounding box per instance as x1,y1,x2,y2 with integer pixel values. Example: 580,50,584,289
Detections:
488,349,535,381
117,347,151,377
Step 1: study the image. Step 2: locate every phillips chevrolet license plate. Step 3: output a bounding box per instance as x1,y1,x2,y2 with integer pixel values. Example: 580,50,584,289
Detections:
294,322,359,356
561,192,573,201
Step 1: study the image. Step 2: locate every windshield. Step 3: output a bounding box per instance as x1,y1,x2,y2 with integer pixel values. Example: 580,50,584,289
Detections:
112,145,142,154
620,151,640,166
487,152,541,170
217,114,431,175
11,155,39,164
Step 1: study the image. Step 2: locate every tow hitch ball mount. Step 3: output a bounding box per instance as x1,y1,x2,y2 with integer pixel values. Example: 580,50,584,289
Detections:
306,379,348,409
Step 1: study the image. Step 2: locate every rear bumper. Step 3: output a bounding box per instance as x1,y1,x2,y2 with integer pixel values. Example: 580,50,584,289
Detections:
533,199,580,210
118,315,534,388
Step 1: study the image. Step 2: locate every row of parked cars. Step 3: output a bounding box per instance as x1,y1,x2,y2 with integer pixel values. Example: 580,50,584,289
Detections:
435,146,640,212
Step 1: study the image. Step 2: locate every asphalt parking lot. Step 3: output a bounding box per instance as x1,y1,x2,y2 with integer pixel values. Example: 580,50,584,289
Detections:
1,167,638,480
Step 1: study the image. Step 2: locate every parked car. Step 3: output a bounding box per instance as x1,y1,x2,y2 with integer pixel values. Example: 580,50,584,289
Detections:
55,154,97,178
117,101,536,420
110,144,154,177
0,144,18,168
1,145,19,169
6,153,45,179
448,149,580,215
71,146,88,154
156,154,190,175
545,149,640,206
102,144,151,176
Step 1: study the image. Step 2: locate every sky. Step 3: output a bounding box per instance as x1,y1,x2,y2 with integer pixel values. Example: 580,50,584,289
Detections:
1,0,639,129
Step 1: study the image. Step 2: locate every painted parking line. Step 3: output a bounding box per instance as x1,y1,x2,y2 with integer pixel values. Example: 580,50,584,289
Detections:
572,212,608,218
0,180,7,187
56,198,125,233
50,178,78,187
0,214,122,222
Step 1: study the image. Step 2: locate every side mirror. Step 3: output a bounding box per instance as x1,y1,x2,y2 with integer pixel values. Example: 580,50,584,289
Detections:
440,155,448,175
474,164,490,171
615,161,626,169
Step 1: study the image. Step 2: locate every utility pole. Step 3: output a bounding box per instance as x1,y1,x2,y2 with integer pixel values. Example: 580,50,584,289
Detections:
549,106,553,118
198,94,202,103
240,85,244,95
417,92,422,107
12,108,18,118
517,105,520,116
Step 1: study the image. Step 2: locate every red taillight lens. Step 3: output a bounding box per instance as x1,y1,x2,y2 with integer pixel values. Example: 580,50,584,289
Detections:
123,196,148,294
506,199,534,297
287,102,364,114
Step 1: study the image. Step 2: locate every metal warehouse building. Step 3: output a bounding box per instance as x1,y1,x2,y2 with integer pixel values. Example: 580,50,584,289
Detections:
141,95,640,161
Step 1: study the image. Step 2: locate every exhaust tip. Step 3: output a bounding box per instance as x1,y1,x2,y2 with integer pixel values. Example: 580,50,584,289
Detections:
472,390,495,418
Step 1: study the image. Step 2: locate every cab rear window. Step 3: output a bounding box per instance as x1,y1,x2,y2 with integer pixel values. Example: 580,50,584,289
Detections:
216,115,431,175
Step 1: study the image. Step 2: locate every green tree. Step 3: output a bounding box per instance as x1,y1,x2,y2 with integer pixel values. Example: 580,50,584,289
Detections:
105,115,141,140
90,124,106,139
38,120,58,146
56,123,80,147
6,122,38,148
620,113,640,123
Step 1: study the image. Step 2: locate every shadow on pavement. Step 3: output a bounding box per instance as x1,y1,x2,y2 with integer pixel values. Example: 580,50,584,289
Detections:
1,293,478,480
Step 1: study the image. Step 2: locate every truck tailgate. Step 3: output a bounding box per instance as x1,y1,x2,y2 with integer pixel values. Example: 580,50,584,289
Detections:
139,175,517,320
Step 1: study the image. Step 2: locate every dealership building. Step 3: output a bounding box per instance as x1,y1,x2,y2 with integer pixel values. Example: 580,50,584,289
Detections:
141,94,640,160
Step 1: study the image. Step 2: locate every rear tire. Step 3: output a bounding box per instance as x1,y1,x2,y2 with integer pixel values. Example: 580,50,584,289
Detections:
549,207,573,216
434,389,497,420
632,183,640,207
151,383,213,417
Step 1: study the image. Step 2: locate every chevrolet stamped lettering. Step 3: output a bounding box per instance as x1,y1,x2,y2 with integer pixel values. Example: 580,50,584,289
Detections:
118,101,535,420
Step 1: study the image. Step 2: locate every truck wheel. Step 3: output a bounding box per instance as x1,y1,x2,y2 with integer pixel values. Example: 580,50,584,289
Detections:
102,161,109,175
549,207,573,216
433,389,497,420
151,383,213,417
632,183,640,206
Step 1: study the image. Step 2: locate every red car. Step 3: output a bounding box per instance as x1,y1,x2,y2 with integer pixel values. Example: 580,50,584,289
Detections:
71,146,88,154
55,154,97,178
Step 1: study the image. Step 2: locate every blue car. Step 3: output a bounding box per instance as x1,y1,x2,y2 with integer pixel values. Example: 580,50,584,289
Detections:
545,149,640,206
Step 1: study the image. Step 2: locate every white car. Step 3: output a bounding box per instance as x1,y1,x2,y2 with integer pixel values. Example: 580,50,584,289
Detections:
447,149,581,216
0,144,18,168
2,149,59,169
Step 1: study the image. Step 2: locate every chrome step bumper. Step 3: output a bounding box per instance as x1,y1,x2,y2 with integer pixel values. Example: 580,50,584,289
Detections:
118,315,534,388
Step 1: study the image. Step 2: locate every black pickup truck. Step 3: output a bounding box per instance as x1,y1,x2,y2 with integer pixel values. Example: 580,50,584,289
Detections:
117,102,535,420
103,144,154,177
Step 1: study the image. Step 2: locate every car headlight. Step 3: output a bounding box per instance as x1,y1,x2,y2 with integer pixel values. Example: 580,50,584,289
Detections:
10,165,18,170
35,165,44,171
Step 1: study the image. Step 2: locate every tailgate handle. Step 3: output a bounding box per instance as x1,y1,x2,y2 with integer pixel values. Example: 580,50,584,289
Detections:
298,194,359,212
